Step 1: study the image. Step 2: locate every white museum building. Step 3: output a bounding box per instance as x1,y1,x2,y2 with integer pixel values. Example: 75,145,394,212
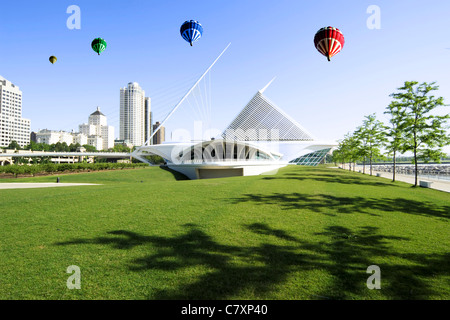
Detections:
133,84,336,179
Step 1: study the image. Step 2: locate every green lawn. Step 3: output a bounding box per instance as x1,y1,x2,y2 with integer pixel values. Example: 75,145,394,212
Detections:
0,165,448,300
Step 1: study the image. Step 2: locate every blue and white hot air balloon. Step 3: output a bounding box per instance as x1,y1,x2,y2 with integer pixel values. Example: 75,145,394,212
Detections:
180,20,203,46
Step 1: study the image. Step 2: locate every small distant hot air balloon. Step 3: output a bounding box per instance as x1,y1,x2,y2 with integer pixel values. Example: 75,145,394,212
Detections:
180,20,203,46
314,27,345,61
49,56,57,64
91,37,107,55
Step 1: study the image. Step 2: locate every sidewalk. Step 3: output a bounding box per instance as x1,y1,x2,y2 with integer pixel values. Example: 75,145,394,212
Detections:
348,166,450,193
0,183,100,190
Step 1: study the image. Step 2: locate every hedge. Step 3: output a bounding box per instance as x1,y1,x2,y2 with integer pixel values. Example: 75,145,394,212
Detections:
0,163,148,177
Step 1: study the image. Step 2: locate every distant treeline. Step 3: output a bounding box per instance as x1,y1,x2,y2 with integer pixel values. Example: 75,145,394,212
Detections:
0,162,148,178
2,140,133,153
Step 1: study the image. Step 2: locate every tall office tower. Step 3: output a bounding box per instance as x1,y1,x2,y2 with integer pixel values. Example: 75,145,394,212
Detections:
0,75,31,148
149,111,153,144
152,121,165,145
79,107,115,150
144,97,152,145
120,82,147,146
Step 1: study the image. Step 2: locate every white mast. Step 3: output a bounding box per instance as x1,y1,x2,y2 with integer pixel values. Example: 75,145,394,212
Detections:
144,43,231,146
259,76,276,94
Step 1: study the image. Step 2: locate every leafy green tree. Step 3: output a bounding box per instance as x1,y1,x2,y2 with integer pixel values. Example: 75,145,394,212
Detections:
69,143,81,152
7,140,21,150
24,140,38,150
82,144,97,152
384,101,408,182
331,148,343,167
347,132,362,172
338,132,360,171
390,81,450,186
34,143,51,152
112,144,132,153
333,133,359,170
333,140,347,169
53,142,70,152
354,114,387,176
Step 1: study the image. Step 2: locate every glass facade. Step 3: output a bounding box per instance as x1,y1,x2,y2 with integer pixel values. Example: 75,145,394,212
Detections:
290,148,331,166
222,91,314,141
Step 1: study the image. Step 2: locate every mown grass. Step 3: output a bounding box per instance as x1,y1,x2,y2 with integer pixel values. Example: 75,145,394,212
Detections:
0,165,448,300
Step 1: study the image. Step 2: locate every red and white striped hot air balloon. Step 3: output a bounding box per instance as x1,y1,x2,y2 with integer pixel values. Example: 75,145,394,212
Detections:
314,26,345,61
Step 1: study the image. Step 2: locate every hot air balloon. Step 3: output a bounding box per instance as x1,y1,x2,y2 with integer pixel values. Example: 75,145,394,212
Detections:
49,56,57,64
314,27,345,61
91,37,107,55
180,20,203,46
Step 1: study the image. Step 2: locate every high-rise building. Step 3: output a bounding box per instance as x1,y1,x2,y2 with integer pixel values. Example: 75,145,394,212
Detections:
149,111,153,144
79,107,114,150
152,121,165,145
120,82,151,147
30,131,37,143
0,75,31,148
144,97,152,145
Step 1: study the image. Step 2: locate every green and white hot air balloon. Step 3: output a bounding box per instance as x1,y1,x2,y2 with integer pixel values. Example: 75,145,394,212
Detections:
91,37,107,55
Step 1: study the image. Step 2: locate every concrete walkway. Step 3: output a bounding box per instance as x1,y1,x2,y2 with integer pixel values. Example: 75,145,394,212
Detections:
350,166,450,193
0,183,100,190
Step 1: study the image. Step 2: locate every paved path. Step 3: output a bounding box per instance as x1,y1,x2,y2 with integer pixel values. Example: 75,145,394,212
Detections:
350,166,450,193
0,183,100,190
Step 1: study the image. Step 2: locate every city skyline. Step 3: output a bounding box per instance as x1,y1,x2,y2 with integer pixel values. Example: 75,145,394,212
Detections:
34,105,114,150
0,1,449,153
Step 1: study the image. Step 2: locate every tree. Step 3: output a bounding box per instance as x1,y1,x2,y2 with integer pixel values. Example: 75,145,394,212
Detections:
333,132,359,170
331,148,343,168
333,138,349,169
343,132,360,171
69,143,81,152
390,81,450,186
354,114,387,176
112,144,131,153
82,144,97,152
24,140,38,150
384,101,407,182
54,142,70,152
7,140,21,150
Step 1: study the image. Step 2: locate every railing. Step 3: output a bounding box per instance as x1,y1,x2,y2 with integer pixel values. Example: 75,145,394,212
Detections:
360,164,450,182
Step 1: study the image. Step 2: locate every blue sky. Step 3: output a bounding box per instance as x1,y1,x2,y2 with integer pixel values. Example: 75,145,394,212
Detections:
1,0,449,153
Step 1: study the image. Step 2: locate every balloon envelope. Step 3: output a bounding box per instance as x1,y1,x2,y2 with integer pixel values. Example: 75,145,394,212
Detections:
91,38,107,55
180,20,203,46
49,56,57,64
314,27,345,61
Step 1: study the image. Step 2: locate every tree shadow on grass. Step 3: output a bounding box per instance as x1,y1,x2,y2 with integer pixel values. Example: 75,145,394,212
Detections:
263,172,398,187
55,223,449,299
229,193,450,219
